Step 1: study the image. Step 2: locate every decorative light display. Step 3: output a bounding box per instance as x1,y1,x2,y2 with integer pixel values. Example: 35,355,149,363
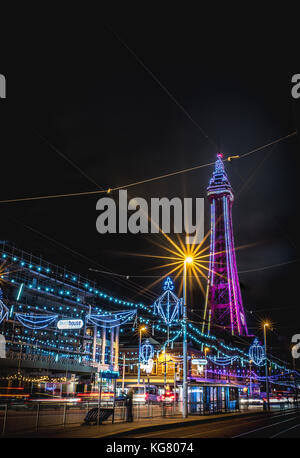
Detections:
0,294,8,325
16,283,24,301
203,154,248,336
0,372,67,383
249,338,265,366
15,313,58,329
86,310,137,328
207,355,239,366
140,339,154,364
0,244,292,378
140,358,154,374
153,277,183,325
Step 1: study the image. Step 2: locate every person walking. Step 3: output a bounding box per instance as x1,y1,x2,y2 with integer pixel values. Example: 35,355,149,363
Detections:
126,388,134,422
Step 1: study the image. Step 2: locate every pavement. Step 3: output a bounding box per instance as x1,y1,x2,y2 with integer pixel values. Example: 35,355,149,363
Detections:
2,407,269,438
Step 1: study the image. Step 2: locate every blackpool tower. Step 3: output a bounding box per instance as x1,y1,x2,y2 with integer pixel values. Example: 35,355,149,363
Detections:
202,153,248,336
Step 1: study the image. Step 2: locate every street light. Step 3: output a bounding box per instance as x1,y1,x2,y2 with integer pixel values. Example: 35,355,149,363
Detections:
263,322,270,411
291,345,298,408
138,326,147,384
204,347,209,380
182,256,193,418
249,359,253,398
161,349,169,388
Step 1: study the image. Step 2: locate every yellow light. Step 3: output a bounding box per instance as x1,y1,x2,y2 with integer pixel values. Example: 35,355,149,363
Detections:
185,256,193,264
263,322,269,327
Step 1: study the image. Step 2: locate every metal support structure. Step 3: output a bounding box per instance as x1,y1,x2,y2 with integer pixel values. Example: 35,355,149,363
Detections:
182,261,188,418
293,357,298,408
101,326,106,365
249,359,252,397
122,353,126,392
137,326,146,384
264,325,270,411
203,154,248,336
164,351,167,388
97,373,103,425
138,329,142,384
110,327,114,367
115,325,120,370
92,325,97,363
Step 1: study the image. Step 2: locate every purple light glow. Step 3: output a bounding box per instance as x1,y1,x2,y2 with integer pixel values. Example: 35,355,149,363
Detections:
203,155,248,336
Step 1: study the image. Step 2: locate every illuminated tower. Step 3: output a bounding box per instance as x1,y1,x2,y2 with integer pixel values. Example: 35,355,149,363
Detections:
202,153,248,336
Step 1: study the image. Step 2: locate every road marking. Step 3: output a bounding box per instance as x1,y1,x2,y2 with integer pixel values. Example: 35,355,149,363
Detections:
270,422,300,438
133,412,297,438
179,412,300,438
232,416,300,438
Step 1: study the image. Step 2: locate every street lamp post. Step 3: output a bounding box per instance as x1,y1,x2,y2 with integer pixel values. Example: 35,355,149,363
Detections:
249,359,252,398
204,347,209,380
164,350,167,388
138,326,146,384
263,323,270,411
292,348,298,408
182,256,193,418
122,353,126,392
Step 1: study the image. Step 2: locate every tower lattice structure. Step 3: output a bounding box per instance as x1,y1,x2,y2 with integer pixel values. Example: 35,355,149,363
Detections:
202,153,248,336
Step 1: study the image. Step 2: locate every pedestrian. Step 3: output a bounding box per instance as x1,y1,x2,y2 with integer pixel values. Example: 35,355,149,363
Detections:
126,388,134,422
263,400,267,410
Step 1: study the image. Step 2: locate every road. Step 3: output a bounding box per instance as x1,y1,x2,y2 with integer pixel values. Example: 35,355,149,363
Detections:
126,409,300,438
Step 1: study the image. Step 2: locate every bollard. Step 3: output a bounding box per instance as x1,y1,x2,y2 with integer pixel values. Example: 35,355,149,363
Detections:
35,403,40,432
2,404,7,435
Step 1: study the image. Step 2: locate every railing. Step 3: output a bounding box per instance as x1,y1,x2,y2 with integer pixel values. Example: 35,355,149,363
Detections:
0,400,187,435
0,397,248,436
5,351,93,367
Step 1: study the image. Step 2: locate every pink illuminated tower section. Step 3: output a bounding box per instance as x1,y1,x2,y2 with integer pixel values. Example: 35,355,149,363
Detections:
202,153,248,336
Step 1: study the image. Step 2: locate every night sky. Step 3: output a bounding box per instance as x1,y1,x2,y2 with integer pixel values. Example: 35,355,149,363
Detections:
1,19,299,363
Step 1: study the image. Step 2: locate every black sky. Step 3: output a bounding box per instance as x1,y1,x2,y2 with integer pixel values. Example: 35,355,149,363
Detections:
1,18,299,362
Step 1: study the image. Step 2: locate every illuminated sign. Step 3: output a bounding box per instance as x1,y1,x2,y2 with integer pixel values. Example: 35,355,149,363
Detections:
57,319,84,330
100,370,119,379
192,359,207,365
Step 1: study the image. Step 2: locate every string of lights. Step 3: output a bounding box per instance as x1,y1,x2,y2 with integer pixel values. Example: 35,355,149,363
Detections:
0,132,296,204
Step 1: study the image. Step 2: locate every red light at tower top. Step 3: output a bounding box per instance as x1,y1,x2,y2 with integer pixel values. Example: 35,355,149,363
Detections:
217,152,223,159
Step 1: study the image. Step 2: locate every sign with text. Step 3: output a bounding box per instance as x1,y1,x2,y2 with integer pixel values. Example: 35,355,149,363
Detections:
100,370,119,379
57,319,84,330
191,359,207,365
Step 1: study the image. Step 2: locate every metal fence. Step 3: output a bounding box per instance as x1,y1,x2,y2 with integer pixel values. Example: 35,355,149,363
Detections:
0,400,184,435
